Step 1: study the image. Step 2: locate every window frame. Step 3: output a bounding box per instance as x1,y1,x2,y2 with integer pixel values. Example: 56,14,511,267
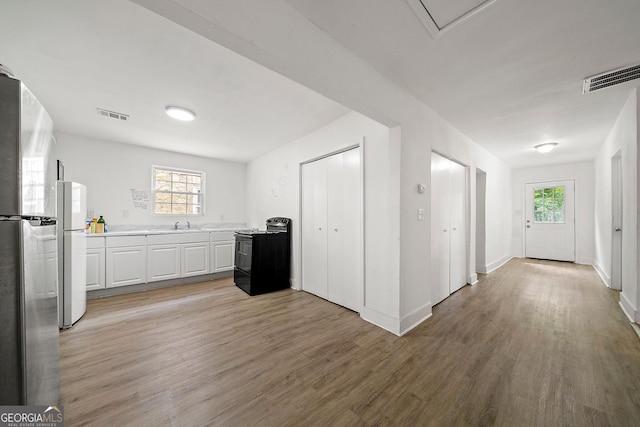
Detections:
151,165,205,216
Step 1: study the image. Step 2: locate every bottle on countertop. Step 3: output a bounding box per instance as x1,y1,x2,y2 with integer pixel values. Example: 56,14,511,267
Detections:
96,216,105,233
90,218,97,234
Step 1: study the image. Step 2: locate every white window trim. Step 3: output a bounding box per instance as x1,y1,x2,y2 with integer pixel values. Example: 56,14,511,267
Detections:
152,165,205,216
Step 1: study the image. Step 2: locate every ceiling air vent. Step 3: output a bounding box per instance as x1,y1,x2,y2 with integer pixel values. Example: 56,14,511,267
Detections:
583,63,640,94
97,107,129,121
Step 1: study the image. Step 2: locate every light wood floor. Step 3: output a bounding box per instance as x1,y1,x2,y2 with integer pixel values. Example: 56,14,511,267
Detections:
60,258,640,426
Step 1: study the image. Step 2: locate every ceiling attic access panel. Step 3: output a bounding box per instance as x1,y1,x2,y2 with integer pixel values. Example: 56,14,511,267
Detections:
406,0,496,37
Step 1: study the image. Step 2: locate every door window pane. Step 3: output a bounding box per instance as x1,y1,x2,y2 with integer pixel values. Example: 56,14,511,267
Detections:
533,185,565,224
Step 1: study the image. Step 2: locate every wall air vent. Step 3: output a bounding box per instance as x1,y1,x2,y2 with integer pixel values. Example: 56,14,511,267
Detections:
97,107,129,121
582,63,640,94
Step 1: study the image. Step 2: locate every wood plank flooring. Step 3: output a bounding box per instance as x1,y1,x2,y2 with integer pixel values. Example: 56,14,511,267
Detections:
59,258,640,426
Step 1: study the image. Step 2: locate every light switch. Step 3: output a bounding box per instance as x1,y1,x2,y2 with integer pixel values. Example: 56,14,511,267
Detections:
418,208,424,221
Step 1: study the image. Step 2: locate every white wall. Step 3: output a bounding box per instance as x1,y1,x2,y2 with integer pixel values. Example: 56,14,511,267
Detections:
54,132,246,227
594,90,639,321
511,161,595,265
245,112,401,325
133,0,514,334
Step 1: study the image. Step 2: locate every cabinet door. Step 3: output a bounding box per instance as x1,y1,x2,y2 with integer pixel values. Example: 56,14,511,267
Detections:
327,148,361,312
106,246,147,288
181,242,209,277
301,158,328,299
148,244,180,282
86,247,106,290
211,241,234,272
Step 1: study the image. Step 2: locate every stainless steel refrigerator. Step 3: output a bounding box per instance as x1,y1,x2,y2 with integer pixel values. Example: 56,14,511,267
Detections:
0,75,60,404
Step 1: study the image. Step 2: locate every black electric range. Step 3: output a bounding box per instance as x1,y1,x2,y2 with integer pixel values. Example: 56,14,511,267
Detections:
234,217,291,296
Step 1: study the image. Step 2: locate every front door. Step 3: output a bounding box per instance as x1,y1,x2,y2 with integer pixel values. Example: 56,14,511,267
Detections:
525,180,575,262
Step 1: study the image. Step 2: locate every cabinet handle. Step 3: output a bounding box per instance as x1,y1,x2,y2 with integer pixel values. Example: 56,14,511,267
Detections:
443,229,447,232
334,228,338,232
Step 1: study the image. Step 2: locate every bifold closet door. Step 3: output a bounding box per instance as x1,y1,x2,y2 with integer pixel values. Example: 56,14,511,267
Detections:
448,160,467,293
430,152,467,304
431,152,451,305
301,147,361,312
327,148,361,312
301,158,328,299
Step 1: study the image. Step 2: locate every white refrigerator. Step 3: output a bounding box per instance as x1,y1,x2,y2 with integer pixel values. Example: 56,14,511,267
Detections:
57,181,87,329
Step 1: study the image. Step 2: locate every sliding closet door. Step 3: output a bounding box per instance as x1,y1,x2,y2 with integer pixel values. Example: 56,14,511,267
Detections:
301,158,328,299
327,148,361,312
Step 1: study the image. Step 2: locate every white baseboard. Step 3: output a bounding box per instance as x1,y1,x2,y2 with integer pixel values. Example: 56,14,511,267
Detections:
619,292,636,323
469,273,478,285
360,306,401,336
399,303,432,336
290,277,300,291
480,255,513,274
360,303,433,337
592,262,610,288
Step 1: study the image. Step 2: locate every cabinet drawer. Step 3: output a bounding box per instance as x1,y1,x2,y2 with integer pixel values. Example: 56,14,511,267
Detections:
211,231,236,242
86,236,106,249
106,235,147,248
147,232,209,245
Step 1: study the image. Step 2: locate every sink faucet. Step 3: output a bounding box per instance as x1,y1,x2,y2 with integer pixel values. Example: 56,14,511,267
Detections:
174,221,179,230
187,221,191,229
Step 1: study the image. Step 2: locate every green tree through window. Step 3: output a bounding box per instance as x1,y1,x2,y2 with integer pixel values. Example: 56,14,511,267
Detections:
533,186,564,223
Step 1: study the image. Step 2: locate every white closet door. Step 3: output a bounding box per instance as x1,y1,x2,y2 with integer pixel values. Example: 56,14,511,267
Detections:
449,160,467,293
431,152,451,304
301,158,328,299
327,148,361,312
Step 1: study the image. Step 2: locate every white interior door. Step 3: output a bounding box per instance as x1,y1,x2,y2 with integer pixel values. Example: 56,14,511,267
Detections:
327,148,361,311
301,158,328,299
525,180,575,262
449,161,467,293
611,153,622,290
431,152,451,304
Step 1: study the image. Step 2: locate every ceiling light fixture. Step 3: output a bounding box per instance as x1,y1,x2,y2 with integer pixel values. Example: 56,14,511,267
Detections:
165,106,196,121
534,143,558,154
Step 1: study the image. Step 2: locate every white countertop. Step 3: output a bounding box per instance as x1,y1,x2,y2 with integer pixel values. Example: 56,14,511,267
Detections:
86,225,251,237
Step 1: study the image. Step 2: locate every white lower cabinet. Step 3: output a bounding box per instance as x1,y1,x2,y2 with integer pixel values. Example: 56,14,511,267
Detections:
181,242,209,277
147,244,180,282
86,248,106,290
86,237,106,291
106,236,147,288
210,231,235,273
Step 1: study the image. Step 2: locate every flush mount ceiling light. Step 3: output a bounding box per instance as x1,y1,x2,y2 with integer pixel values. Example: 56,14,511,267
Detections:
535,143,558,154
164,106,196,121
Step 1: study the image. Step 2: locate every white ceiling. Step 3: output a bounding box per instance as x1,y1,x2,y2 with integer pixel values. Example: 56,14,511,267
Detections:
0,0,350,163
281,0,640,168
1,0,639,168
